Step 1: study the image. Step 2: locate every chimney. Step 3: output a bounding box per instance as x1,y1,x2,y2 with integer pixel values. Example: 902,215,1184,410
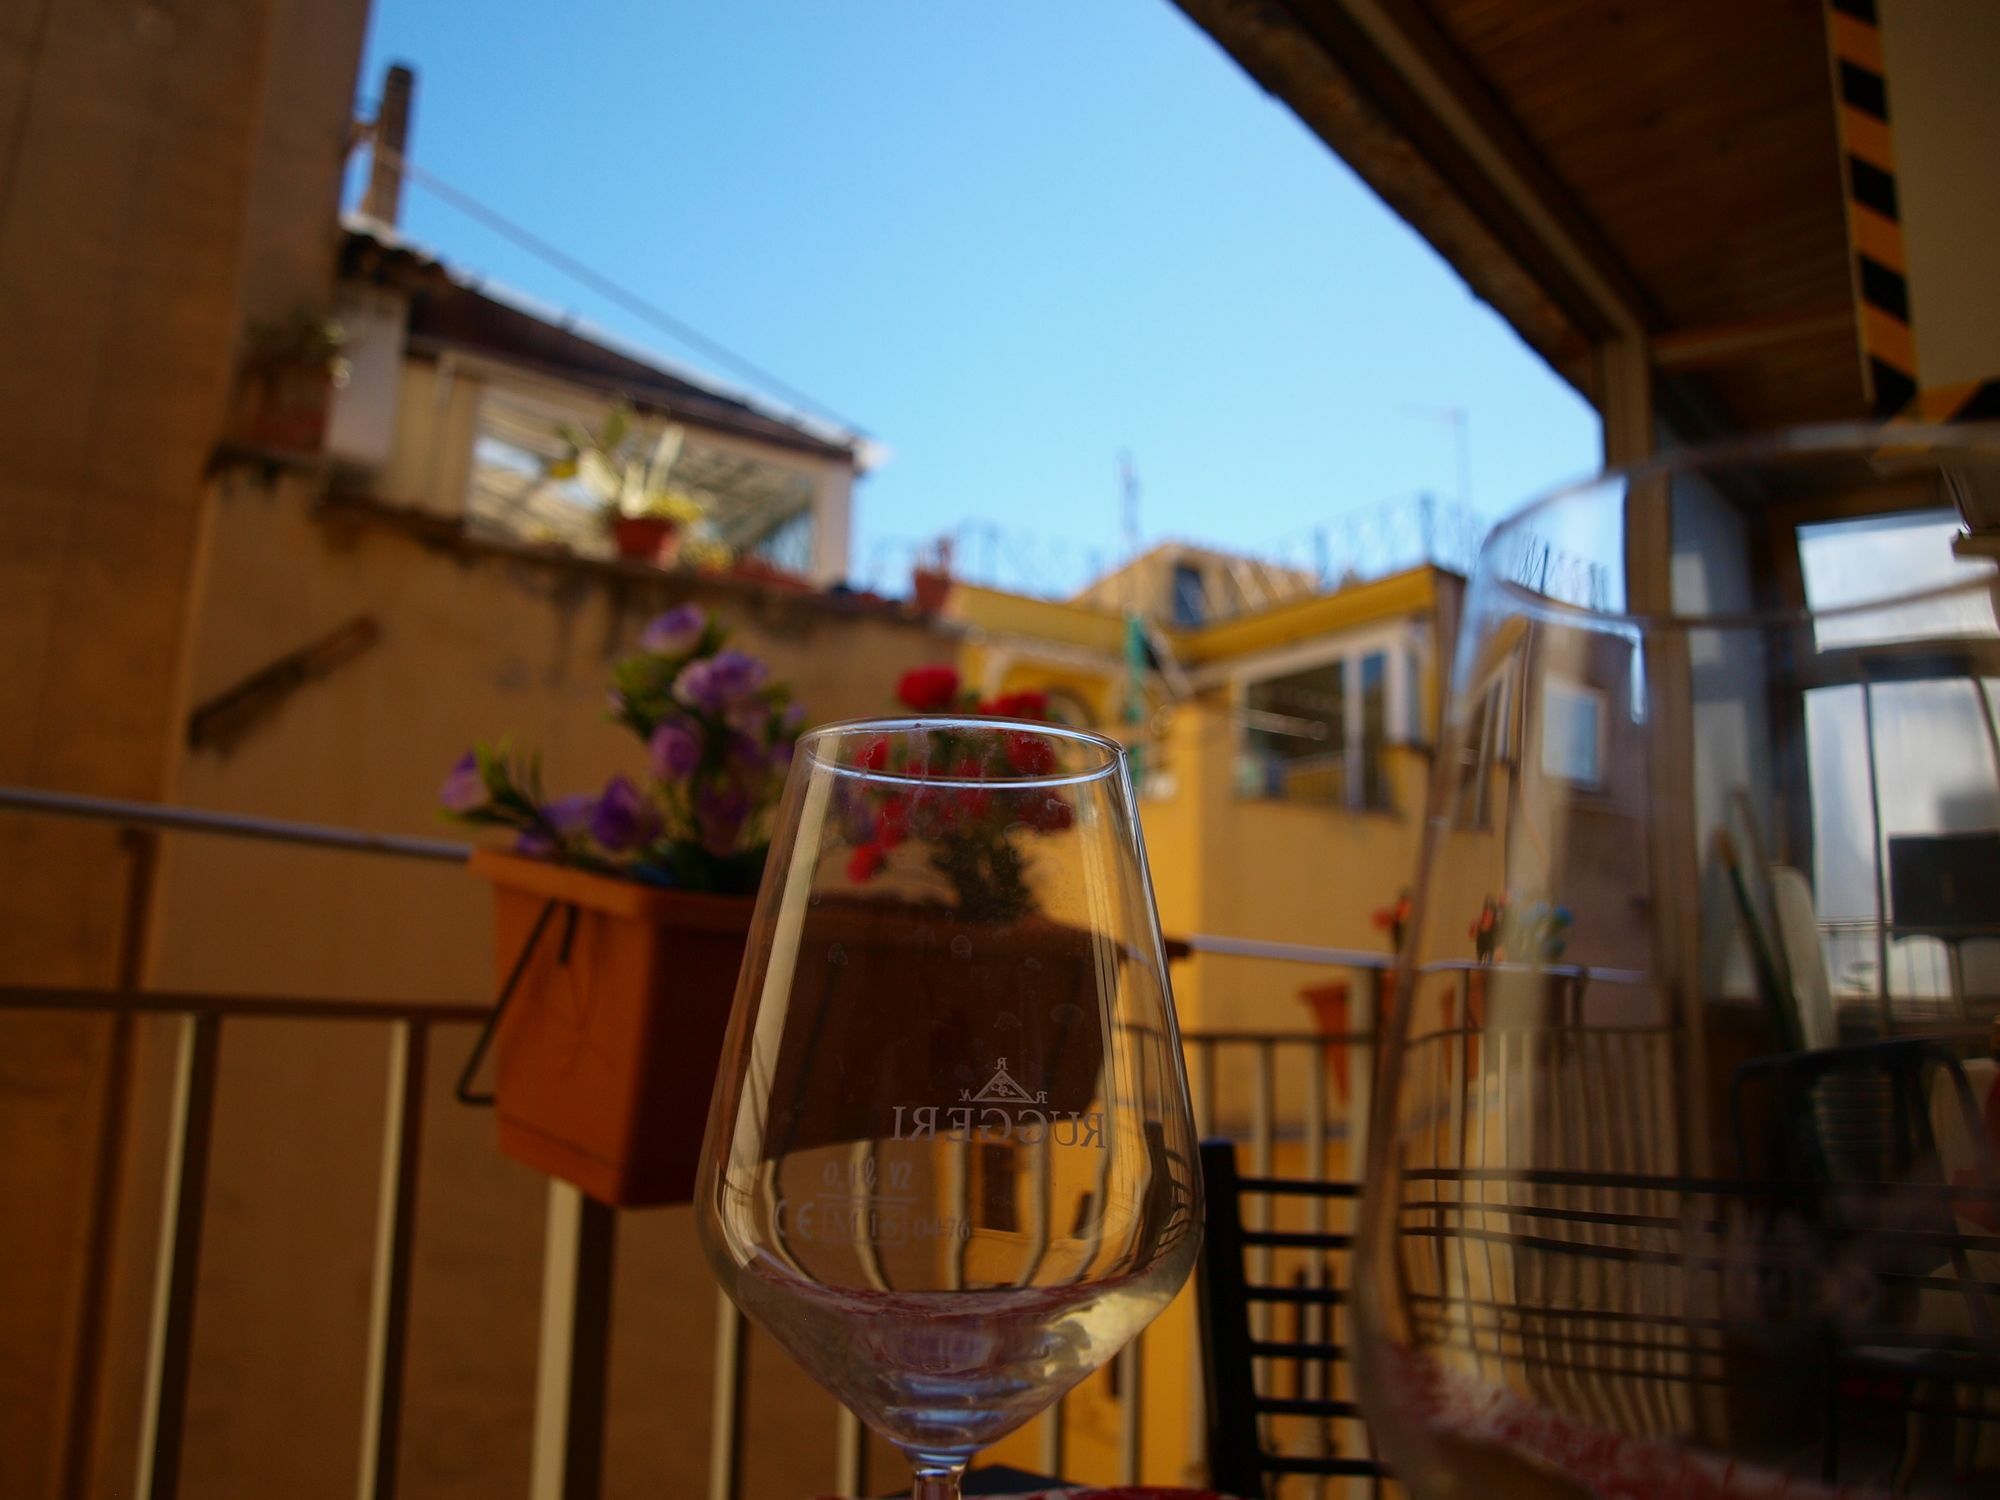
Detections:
361,64,415,228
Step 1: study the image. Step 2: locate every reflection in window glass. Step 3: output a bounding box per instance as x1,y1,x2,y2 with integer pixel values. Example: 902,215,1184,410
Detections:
1805,679,2000,1004
1798,509,1996,647
1240,660,1345,804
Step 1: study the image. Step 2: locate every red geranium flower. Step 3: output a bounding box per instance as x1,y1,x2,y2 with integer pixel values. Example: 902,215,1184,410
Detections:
1005,731,1058,776
856,736,890,770
1025,794,1074,832
979,689,1049,720
896,664,961,712
847,841,888,880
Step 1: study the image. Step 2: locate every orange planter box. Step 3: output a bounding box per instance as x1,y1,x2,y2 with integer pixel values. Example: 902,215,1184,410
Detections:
470,849,754,1207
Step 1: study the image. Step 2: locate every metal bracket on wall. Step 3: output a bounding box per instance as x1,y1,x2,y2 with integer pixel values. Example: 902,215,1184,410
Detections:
185,614,381,753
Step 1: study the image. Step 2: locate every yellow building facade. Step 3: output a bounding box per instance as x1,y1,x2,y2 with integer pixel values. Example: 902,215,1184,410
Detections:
948,557,1466,1487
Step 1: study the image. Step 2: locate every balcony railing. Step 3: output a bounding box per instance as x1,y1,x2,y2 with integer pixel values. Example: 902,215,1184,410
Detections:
1,783,1655,1499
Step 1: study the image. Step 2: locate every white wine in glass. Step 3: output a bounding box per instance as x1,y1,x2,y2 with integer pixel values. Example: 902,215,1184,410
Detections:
698,717,1202,1499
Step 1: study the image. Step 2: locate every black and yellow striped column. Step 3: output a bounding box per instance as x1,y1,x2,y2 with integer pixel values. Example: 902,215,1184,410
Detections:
1826,0,1919,416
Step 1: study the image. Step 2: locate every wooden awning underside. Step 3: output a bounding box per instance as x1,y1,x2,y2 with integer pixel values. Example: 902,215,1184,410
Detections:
1173,0,1869,435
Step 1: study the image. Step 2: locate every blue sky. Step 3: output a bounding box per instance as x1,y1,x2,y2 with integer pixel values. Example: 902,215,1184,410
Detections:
348,0,1599,592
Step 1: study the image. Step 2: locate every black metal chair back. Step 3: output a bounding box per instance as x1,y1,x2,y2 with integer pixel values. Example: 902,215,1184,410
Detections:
1196,1138,1389,1497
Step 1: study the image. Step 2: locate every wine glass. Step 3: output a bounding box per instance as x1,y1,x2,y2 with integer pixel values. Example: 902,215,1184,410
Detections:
1356,426,2000,1498
697,717,1202,1500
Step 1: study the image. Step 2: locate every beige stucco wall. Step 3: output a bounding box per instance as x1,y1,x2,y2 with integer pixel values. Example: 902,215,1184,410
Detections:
0,1,373,1493
127,469,953,1499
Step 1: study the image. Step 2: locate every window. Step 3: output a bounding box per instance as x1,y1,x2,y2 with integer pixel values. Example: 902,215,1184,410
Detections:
1540,680,1604,787
1798,509,1996,648
1171,562,1207,627
1236,647,1399,812
1452,671,1514,830
1240,659,1345,802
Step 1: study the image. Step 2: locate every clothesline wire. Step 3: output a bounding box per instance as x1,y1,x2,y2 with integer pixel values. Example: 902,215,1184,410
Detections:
360,136,870,440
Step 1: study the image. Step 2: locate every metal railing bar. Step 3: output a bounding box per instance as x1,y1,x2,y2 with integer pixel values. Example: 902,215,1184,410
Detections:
60,829,157,1500
1182,934,1392,968
1410,1293,2000,1359
1236,1177,1362,1198
0,784,472,863
1249,1042,1275,1392
1185,1029,1376,1046
1264,1455,1388,1477
133,1013,223,1500
1247,1284,1348,1306
1117,1339,1142,1485
707,1293,748,1500
1038,1388,1065,1479
530,1186,616,1500
1406,1315,1728,1364
1404,1164,2000,1202
1243,1230,1356,1250
0,986,489,1024
357,1020,428,1500
833,1406,866,1498
1253,1397,1362,1419
1412,1195,2000,1254
1405,1224,2000,1292
1248,1340,1349,1361
1418,1335,1742,1390
1301,1045,1328,1497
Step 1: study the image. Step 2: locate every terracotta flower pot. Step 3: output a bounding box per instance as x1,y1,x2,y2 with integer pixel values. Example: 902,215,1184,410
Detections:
610,515,680,563
911,566,953,614
228,362,333,453
470,848,752,1207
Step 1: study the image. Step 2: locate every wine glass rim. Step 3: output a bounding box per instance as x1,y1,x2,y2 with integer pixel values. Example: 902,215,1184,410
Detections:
1482,420,2000,631
797,714,1128,788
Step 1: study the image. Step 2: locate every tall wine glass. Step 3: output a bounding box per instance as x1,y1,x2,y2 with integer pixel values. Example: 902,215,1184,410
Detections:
1357,426,2000,1498
698,717,1202,1500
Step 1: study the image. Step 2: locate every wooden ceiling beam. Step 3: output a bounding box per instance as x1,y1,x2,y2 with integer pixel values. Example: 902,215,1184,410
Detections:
1652,305,1856,373
1318,0,1652,342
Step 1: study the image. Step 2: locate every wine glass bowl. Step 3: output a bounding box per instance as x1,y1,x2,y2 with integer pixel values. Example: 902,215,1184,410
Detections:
1357,427,2000,1498
698,718,1201,1495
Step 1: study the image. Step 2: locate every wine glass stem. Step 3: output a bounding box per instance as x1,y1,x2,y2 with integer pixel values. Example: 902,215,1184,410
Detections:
910,1461,966,1500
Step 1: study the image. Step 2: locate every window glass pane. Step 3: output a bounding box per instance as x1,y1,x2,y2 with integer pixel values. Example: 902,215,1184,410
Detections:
1798,509,1995,647
1540,680,1602,786
1361,650,1389,809
1171,563,1207,627
1240,659,1345,803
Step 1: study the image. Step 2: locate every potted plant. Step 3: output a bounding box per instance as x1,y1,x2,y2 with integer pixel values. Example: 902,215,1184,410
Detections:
441,604,799,1206
1453,894,1575,1076
910,536,954,614
549,401,727,566
226,307,350,453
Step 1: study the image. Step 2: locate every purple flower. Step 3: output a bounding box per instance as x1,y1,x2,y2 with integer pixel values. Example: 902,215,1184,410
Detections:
589,775,662,852
725,732,774,775
694,783,752,856
674,649,769,715
648,717,701,780
723,697,773,736
439,751,486,813
516,793,594,856
640,604,707,656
